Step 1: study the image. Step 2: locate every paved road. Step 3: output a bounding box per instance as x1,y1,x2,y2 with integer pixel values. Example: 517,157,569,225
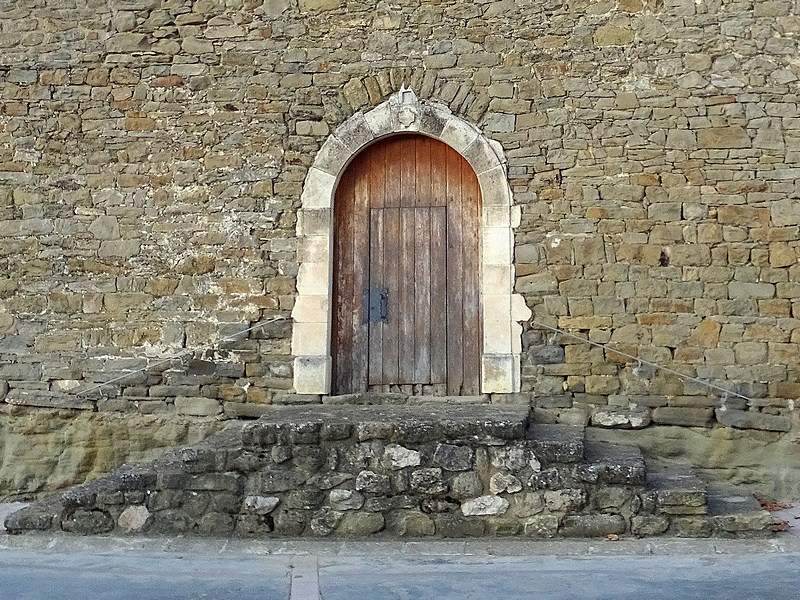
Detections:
1,535,800,600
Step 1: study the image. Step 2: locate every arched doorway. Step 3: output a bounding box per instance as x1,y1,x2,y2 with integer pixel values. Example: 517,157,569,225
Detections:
292,90,530,396
331,134,482,395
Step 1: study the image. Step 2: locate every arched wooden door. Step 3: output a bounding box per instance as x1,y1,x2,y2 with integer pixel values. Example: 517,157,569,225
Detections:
332,134,482,395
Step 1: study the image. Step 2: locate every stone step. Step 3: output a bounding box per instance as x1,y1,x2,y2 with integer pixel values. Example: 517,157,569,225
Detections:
3,404,774,539
646,468,708,515
582,441,647,486
242,404,530,448
706,485,774,537
526,424,585,464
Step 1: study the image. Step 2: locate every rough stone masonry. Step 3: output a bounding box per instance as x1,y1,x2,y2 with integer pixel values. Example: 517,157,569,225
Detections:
0,0,799,500
4,405,774,538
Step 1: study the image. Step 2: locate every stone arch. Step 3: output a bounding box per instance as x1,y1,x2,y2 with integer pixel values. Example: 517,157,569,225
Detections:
292,88,530,395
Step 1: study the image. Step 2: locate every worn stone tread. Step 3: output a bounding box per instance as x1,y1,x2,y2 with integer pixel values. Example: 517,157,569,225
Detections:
706,486,774,536
526,424,585,463
582,441,646,486
254,404,529,424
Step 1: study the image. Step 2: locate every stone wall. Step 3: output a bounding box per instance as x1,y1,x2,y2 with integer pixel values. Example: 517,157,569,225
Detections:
0,0,799,494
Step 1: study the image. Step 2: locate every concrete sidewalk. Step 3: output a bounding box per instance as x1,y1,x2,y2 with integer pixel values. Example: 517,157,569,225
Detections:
2,532,800,600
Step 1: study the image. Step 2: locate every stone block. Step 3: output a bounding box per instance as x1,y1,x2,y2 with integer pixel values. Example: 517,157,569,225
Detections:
489,472,522,494
107,33,150,52
62,510,115,534
291,322,328,355
728,282,774,299
594,25,634,46
293,356,330,395
355,470,391,494
450,472,484,499
481,354,517,393
714,408,790,432
410,468,447,494
273,394,321,405
585,376,620,395
631,515,670,536
671,516,712,537
5,389,94,411
300,168,336,209
329,489,365,511
336,512,385,535
733,342,768,365
591,408,651,429
697,127,750,148
117,505,151,533
384,444,421,469
88,216,120,240
434,514,486,537
433,444,474,471
652,407,714,427
461,495,509,516
388,510,435,536
174,397,221,417
717,206,770,226
771,199,800,227
523,514,560,537
243,495,280,515
559,514,626,537
689,320,721,348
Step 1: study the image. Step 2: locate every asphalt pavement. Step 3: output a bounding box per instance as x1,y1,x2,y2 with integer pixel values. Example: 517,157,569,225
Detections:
1,532,800,600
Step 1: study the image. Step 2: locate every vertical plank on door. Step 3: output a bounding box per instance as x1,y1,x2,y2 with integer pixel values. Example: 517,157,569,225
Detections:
367,143,386,386
350,154,370,392
461,159,482,395
413,137,432,383
385,137,402,209
445,144,465,395
430,140,448,385
414,207,432,383
381,207,400,384
368,208,384,385
332,167,355,394
430,206,447,384
399,206,416,383
380,137,403,384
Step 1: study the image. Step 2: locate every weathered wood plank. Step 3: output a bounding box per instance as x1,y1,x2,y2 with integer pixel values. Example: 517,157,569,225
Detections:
430,206,447,384
385,137,402,209
399,206,416,383
350,159,371,392
400,135,416,208
430,138,448,207
414,207,432,383
445,145,465,395
415,136,431,207
332,167,355,394
382,207,401,384
368,208,384,386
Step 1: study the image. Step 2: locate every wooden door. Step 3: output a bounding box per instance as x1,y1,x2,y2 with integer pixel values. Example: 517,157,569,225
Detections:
332,134,481,395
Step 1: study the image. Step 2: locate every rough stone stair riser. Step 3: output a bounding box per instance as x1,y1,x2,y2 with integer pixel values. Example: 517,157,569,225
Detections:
4,406,773,539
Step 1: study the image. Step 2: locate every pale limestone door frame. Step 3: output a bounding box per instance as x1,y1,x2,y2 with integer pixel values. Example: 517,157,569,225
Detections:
292,88,530,395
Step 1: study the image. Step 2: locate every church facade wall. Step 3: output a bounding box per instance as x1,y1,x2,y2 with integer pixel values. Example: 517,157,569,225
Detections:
1,0,799,496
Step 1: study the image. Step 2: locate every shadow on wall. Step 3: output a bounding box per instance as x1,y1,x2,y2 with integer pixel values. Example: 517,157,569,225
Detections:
588,424,800,499
0,408,222,501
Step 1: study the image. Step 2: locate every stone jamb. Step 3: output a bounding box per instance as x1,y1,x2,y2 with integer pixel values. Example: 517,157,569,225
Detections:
292,88,530,394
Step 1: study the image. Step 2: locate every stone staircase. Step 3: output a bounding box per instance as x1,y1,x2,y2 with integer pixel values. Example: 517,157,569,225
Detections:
4,404,773,538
